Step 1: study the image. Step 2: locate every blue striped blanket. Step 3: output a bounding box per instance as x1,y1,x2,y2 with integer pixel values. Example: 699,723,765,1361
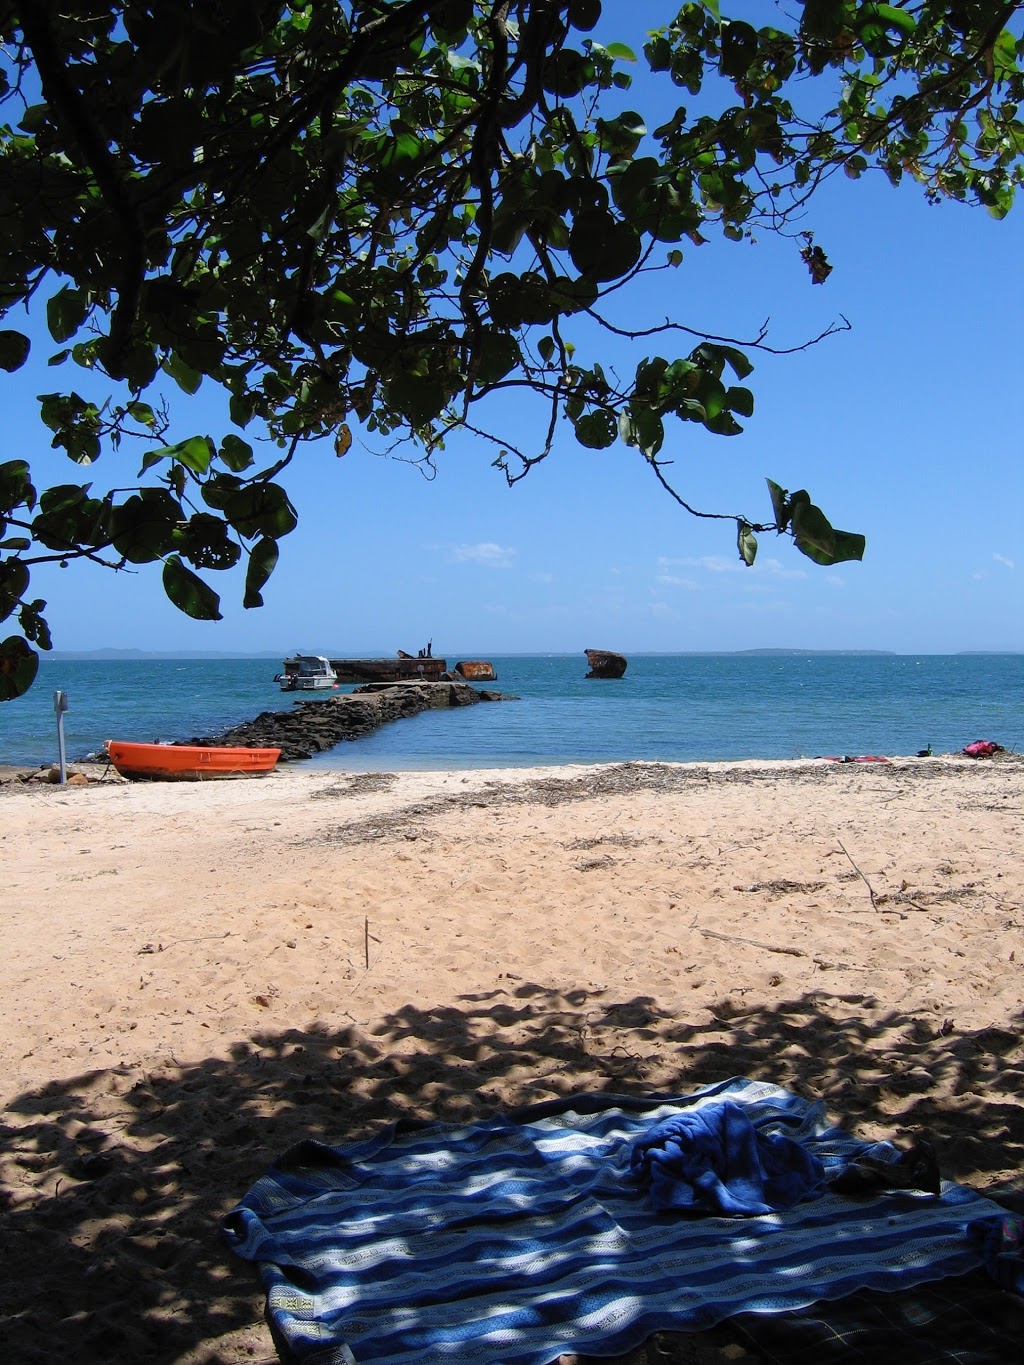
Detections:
223,1078,1006,1365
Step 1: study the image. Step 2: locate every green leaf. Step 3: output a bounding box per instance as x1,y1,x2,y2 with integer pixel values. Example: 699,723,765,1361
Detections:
0,461,35,514
791,499,836,562
720,21,758,79
826,529,866,564
604,43,637,62
0,635,38,701
162,352,202,394
176,436,214,473
567,0,601,32
380,127,424,170
219,434,255,472
46,288,89,344
475,330,522,384
229,393,254,428
126,401,156,426
574,411,618,448
790,499,865,565
0,330,30,372
704,410,743,436
737,522,757,566
31,485,108,553
109,491,183,562
766,478,790,530
710,344,754,380
597,110,646,157
863,4,916,38
630,408,665,458
569,210,642,281
139,435,213,476
162,554,223,621
178,513,241,571
543,49,591,98
19,598,51,650
726,386,754,417
0,556,30,621
220,482,298,539
550,275,600,315
244,537,279,609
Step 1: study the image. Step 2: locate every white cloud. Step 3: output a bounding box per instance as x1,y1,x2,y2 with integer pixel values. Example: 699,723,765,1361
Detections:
655,573,697,588
656,553,804,581
648,601,681,619
672,554,745,574
756,557,807,581
443,542,517,568
993,553,1015,570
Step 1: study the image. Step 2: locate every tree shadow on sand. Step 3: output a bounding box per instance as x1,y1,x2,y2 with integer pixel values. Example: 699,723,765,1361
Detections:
2,986,1022,1364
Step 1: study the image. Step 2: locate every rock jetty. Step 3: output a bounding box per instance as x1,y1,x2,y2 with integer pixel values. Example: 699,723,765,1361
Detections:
182,681,509,762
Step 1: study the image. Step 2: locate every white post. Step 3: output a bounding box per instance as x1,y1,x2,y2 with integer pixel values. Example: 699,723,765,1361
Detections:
54,690,68,784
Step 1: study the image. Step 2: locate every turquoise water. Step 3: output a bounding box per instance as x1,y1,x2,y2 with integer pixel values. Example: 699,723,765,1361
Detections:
1,653,1020,769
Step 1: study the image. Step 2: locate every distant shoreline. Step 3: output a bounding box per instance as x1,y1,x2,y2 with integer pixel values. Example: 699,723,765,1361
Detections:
39,648,1020,661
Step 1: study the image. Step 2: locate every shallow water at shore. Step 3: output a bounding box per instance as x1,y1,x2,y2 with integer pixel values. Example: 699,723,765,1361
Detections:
2,651,1020,768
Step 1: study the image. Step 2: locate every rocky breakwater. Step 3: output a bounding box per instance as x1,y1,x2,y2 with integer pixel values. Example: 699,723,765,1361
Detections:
183,681,510,762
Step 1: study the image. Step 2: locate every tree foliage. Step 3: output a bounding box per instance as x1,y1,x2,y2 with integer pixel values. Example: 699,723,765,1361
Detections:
1,0,1022,695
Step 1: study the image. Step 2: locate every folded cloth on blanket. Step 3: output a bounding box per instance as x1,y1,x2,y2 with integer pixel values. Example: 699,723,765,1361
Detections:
629,1100,826,1215
223,1078,1009,1365
970,1212,1024,1293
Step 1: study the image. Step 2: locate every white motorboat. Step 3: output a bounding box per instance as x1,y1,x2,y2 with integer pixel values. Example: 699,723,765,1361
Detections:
274,655,339,691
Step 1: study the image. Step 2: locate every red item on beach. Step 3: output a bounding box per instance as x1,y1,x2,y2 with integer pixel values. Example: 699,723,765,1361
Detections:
963,740,1004,758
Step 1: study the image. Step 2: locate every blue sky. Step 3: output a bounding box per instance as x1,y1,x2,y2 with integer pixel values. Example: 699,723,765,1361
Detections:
9,2,1023,658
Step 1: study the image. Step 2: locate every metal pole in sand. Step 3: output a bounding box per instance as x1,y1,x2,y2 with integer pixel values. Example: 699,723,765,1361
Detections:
53,689,68,784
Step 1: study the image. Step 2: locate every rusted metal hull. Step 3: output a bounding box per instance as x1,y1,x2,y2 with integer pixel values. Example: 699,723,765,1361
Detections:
454,660,497,681
584,649,628,679
328,657,448,683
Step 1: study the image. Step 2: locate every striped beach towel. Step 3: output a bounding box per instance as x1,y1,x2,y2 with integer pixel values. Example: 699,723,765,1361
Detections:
223,1078,1006,1365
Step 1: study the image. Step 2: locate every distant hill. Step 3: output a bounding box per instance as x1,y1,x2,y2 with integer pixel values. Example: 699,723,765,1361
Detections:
731,648,897,657
47,648,286,660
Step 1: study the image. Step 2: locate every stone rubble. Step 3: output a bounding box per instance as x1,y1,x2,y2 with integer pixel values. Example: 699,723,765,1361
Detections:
183,681,511,762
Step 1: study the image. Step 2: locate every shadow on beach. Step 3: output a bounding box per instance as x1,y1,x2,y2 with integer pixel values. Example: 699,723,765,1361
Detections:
2,987,1022,1364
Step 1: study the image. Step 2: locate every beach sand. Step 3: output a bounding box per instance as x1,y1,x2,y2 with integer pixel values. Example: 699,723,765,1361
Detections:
1,755,1022,1363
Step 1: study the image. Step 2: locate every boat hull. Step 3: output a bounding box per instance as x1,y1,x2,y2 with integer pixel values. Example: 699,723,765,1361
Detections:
280,676,336,691
105,741,281,781
584,648,628,679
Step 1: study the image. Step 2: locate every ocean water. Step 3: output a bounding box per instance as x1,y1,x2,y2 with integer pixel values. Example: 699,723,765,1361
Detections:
1,653,1020,771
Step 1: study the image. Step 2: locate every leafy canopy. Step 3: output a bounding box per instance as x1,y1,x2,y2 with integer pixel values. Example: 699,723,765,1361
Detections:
1,0,1022,696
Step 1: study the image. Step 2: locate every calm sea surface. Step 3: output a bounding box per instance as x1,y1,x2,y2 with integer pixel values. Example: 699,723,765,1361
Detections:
1,653,1020,770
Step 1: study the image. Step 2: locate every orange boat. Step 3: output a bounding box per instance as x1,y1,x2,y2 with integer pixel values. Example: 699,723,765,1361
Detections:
105,740,281,781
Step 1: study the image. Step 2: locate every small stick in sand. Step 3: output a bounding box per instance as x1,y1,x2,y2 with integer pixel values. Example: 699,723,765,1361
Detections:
835,838,901,916
687,921,807,958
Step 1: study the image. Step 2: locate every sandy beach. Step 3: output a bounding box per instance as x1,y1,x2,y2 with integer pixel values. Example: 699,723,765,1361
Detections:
1,755,1022,1363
